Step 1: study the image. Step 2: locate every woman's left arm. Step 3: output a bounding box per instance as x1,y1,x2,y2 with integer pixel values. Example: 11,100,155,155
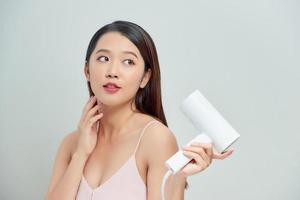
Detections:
143,124,186,200
143,124,234,200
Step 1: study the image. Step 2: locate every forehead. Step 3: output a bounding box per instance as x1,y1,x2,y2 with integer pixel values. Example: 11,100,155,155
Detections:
94,32,142,57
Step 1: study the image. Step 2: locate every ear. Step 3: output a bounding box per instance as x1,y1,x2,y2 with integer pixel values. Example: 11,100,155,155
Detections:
84,61,90,81
140,68,152,88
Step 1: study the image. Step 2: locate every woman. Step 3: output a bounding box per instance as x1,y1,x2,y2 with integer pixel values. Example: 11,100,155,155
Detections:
45,20,234,200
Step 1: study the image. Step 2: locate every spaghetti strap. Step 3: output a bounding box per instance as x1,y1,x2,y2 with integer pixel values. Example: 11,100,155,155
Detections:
133,120,159,155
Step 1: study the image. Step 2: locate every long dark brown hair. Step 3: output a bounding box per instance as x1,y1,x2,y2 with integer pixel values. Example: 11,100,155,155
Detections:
84,20,188,189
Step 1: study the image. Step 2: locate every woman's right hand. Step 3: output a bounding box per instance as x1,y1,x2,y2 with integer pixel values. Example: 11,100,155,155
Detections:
74,96,104,158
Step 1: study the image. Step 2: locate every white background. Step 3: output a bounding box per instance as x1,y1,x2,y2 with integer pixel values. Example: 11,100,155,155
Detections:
0,0,299,199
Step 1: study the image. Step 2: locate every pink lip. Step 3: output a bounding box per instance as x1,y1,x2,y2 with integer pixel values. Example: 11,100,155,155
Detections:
103,82,121,88
103,85,120,93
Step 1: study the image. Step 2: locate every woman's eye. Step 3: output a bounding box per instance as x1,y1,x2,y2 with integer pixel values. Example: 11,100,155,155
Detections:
97,56,109,62
123,59,135,65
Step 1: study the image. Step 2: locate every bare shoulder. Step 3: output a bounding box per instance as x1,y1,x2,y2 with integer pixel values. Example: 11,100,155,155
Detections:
51,130,79,165
58,130,79,157
45,130,79,197
54,129,79,164
141,120,179,164
64,130,79,155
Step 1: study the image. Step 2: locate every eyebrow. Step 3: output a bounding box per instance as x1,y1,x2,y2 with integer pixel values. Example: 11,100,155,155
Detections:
95,48,138,59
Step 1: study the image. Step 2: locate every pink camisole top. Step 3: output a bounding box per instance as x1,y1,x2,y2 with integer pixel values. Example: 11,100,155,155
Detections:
75,120,159,200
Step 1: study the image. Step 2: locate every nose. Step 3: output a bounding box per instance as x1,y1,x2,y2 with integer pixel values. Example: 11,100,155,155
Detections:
105,60,119,79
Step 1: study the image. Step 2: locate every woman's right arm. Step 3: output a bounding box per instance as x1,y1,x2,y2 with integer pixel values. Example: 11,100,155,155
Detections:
45,96,104,200
44,132,88,200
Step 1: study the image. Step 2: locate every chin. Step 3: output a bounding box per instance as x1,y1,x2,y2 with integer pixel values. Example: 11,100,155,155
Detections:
96,96,123,107
94,89,135,107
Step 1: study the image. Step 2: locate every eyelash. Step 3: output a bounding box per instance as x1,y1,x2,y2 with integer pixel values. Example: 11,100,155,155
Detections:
97,56,135,65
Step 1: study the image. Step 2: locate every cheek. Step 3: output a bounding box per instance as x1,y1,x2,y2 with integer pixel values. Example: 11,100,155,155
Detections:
88,67,105,94
116,73,143,101
125,72,143,91
89,65,105,82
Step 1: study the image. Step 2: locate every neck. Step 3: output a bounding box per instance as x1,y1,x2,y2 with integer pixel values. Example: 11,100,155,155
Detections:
97,99,139,142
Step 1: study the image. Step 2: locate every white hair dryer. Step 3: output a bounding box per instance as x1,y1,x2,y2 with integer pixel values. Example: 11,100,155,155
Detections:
161,90,240,199
165,90,240,174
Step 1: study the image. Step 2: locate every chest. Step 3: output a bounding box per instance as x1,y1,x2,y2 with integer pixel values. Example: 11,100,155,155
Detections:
82,135,147,189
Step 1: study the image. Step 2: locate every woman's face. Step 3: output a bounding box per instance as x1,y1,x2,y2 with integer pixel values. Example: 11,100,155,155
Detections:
85,31,151,106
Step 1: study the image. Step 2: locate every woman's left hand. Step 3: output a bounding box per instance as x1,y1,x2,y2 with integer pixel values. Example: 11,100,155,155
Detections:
177,142,234,178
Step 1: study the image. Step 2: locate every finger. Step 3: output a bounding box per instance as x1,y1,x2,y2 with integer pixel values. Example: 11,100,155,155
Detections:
182,150,208,170
183,146,210,165
83,104,100,125
190,143,213,162
81,96,95,115
183,145,210,162
213,148,234,160
97,101,104,115
190,142,212,149
205,145,213,163
81,96,97,122
87,113,103,129
90,114,103,131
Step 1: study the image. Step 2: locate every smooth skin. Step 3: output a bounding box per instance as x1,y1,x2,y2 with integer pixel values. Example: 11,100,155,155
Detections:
45,32,234,200
45,96,234,200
